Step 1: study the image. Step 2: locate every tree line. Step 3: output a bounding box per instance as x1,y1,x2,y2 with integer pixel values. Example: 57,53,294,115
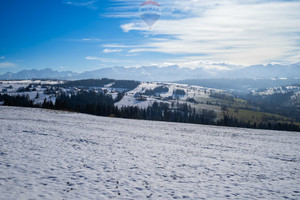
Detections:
1,92,299,132
57,78,140,90
54,91,216,124
243,92,300,122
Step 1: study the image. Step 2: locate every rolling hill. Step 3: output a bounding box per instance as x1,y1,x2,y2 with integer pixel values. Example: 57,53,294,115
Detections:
0,106,299,199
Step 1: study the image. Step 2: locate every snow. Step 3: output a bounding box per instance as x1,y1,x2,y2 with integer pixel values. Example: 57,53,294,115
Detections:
1,80,224,111
0,106,299,199
0,80,62,87
0,81,59,104
115,82,218,109
115,82,159,109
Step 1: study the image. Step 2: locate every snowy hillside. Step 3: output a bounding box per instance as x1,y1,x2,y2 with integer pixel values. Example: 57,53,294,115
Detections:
0,80,62,104
115,82,219,110
0,80,222,111
0,106,299,199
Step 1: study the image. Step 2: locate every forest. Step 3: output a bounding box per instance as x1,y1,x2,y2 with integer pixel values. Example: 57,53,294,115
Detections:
1,91,299,132
57,79,140,90
241,92,300,121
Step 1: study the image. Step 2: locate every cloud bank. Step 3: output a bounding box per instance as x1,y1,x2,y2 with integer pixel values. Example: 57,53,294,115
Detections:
110,0,300,65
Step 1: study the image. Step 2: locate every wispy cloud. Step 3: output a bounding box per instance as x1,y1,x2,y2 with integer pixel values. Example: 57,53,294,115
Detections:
102,44,129,48
85,56,102,61
111,0,300,65
0,62,18,68
85,56,120,63
0,56,5,59
66,38,102,42
104,1,141,18
154,59,246,71
103,49,122,53
81,38,102,42
62,0,98,9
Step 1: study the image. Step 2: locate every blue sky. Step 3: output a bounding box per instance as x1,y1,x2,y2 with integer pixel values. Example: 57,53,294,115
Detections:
0,0,300,74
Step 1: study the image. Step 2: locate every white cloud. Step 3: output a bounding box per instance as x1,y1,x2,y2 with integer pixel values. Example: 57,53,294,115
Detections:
66,38,102,42
103,49,122,53
62,0,98,9
85,56,102,61
167,59,245,70
0,56,5,59
81,38,102,42
115,0,300,65
85,56,120,63
140,57,246,71
0,62,18,68
102,44,129,48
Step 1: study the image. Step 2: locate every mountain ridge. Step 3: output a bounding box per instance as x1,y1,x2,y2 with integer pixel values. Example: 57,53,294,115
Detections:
1,63,299,81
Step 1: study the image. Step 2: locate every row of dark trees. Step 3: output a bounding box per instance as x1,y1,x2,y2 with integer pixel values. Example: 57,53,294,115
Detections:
217,114,300,132
242,92,300,121
210,92,235,102
0,92,216,125
1,92,300,132
57,78,140,90
0,94,34,107
53,91,216,124
142,86,169,96
173,89,186,96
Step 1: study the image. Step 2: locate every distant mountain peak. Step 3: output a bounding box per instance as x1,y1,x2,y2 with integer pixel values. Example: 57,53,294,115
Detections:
0,62,299,81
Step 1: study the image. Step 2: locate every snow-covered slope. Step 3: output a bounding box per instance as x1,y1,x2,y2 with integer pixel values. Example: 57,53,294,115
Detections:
0,106,299,199
115,82,217,109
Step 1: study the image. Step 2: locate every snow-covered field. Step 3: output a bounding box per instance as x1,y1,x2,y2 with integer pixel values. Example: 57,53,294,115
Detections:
0,106,299,200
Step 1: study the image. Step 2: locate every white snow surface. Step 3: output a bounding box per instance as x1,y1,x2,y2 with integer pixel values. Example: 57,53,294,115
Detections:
115,82,159,109
0,106,299,200
114,82,216,109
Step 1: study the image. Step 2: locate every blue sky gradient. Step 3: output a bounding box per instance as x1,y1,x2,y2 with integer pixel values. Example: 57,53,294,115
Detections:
0,0,300,74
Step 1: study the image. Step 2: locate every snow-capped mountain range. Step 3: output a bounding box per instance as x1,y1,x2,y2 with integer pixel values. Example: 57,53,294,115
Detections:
0,62,300,81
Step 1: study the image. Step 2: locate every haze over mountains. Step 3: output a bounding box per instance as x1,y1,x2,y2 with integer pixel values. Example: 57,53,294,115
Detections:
1,62,299,81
